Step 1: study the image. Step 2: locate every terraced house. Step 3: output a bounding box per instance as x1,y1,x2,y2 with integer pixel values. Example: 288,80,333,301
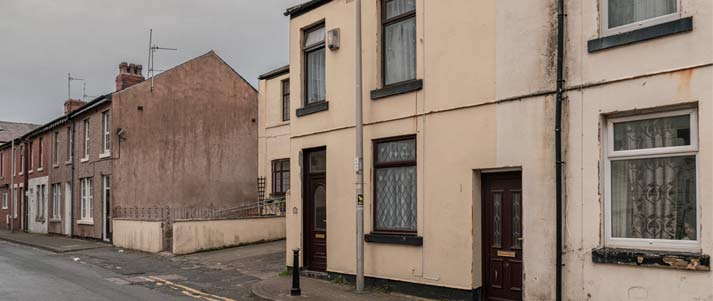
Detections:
271,0,712,300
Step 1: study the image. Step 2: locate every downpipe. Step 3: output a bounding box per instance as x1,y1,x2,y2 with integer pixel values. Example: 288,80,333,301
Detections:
555,0,566,300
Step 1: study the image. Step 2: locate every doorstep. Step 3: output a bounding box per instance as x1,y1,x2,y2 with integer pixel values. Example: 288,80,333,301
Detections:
250,275,431,301
0,230,108,253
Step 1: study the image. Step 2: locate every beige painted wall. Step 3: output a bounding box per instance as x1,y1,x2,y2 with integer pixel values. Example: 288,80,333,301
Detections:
172,217,285,255
563,0,713,300
258,73,291,197
285,0,557,297
112,219,163,253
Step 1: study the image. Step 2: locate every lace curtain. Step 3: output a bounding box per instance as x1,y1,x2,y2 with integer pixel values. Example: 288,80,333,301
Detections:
384,0,416,85
608,0,677,28
611,116,696,240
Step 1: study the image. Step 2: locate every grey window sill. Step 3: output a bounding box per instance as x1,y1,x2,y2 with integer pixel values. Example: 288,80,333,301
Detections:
371,79,423,100
296,101,329,117
588,17,693,52
592,247,710,271
365,233,422,246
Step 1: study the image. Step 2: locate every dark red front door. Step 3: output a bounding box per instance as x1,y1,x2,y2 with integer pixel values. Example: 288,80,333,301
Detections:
482,172,523,301
303,148,327,271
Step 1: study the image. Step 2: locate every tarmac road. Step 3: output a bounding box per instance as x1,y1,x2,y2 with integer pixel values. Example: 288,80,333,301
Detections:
0,240,189,301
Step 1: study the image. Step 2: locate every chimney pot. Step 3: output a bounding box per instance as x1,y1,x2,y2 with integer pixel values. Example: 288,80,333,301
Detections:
115,61,146,91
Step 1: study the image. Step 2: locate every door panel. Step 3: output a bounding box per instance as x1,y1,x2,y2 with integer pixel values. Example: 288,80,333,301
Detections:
483,172,523,301
303,148,327,271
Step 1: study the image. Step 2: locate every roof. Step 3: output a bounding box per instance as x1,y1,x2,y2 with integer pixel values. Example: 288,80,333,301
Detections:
0,121,39,144
258,65,290,80
284,0,332,18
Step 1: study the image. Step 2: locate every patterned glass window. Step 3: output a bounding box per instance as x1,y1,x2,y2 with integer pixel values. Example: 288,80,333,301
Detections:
492,192,502,247
374,136,417,233
607,109,698,249
512,191,522,249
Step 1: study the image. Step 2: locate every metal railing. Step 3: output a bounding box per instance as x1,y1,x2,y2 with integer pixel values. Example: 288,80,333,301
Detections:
112,197,286,222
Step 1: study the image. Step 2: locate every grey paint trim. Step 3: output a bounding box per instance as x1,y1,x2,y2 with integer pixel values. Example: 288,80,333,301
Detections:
588,17,693,53
370,79,423,100
364,233,423,246
296,101,329,117
258,65,290,80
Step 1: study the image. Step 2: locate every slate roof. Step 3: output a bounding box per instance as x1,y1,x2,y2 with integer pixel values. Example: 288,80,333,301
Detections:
0,121,40,144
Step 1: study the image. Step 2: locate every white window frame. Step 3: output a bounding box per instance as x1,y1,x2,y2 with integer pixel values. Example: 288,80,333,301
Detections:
601,0,681,36
52,184,61,220
82,119,90,161
604,109,699,251
1,192,7,209
0,151,4,178
79,177,94,223
67,127,73,162
101,111,111,157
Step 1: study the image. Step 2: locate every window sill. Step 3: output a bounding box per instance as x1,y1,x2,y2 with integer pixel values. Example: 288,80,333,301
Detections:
49,218,62,223
592,247,710,271
370,79,423,100
53,164,59,169
27,170,33,175
365,233,423,246
80,157,89,163
296,101,329,117
77,219,94,225
588,17,693,52
37,167,43,172
65,161,72,166
99,152,111,159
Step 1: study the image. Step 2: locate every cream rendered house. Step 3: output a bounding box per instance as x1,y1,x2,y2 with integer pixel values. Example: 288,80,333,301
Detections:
563,0,712,300
258,65,292,201
281,0,557,300
272,0,712,300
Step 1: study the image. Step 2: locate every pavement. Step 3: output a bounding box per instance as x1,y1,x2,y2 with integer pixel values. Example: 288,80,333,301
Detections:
0,230,434,301
251,276,429,301
0,229,109,253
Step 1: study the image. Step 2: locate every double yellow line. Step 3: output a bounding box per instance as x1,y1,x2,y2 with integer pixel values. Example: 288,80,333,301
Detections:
141,275,236,301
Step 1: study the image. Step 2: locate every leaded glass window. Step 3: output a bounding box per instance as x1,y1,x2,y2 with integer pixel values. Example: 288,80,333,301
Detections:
374,136,417,233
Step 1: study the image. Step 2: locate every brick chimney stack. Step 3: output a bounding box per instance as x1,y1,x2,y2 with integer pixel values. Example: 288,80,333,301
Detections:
64,99,86,115
115,62,145,91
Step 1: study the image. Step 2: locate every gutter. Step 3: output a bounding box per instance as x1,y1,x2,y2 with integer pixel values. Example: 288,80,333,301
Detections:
555,0,566,300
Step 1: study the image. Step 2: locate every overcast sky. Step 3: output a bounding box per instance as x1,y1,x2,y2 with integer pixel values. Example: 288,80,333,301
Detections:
0,0,303,124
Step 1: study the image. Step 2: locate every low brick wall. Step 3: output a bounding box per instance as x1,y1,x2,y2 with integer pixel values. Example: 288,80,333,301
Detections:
172,216,285,255
112,219,164,253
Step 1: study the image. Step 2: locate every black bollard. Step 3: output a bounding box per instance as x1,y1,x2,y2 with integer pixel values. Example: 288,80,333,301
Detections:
291,248,301,296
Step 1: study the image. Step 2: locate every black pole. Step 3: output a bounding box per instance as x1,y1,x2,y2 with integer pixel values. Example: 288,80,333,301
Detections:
291,248,301,296
555,0,566,300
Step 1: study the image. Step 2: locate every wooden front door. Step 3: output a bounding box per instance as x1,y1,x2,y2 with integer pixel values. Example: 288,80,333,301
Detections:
482,171,523,301
303,148,327,271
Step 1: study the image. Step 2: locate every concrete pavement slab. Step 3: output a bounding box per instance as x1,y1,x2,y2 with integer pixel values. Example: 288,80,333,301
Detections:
251,276,433,301
0,230,109,253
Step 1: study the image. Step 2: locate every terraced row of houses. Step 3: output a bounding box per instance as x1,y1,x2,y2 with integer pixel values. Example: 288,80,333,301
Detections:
255,0,712,300
0,52,261,251
1,0,711,299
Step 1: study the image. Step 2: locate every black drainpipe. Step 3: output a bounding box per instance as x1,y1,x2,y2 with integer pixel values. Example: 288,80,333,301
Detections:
555,0,565,300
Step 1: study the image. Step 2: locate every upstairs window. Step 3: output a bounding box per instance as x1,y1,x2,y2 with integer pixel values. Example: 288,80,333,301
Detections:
67,127,73,161
382,0,416,86
0,151,4,178
303,24,326,105
53,132,59,165
29,142,34,170
83,119,90,159
102,111,111,154
282,79,290,121
38,137,44,169
604,0,679,34
272,159,290,196
606,109,698,251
